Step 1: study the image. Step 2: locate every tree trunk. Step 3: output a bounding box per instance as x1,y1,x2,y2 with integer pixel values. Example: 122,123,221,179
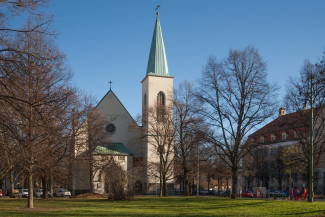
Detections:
163,173,167,196
10,169,15,198
49,174,54,198
89,159,93,193
28,173,34,208
226,178,229,190
3,175,7,196
42,178,49,199
159,173,163,197
231,168,238,199
184,178,189,196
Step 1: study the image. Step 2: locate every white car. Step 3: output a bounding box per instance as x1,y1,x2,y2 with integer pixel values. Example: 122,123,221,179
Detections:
34,189,43,198
18,189,29,198
56,189,71,197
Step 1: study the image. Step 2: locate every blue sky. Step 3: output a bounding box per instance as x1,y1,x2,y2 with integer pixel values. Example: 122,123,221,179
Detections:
45,0,325,118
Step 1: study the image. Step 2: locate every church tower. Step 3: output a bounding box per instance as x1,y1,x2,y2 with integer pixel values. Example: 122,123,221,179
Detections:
141,12,173,123
141,12,174,191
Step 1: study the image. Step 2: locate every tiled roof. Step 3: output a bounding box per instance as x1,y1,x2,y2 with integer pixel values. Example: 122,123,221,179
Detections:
249,110,310,138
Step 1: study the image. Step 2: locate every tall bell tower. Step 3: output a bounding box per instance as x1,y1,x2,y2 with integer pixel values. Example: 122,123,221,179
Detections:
141,12,174,191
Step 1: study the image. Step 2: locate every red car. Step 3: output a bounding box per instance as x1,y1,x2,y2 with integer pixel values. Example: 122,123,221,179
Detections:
0,191,3,198
241,190,254,198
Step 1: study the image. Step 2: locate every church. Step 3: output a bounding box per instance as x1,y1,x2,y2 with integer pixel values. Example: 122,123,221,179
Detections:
70,12,174,195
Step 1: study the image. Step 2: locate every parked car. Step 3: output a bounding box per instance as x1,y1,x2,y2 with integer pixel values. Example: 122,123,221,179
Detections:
241,190,254,198
273,191,285,197
34,189,43,198
56,189,71,197
209,190,218,195
18,189,29,198
199,189,208,195
221,190,231,197
217,190,224,195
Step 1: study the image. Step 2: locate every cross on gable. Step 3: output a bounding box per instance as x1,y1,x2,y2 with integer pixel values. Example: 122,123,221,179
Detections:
109,80,112,90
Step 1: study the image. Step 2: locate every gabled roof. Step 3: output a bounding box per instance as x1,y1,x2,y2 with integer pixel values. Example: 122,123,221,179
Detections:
93,143,133,156
249,110,310,138
146,13,171,77
95,89,138,126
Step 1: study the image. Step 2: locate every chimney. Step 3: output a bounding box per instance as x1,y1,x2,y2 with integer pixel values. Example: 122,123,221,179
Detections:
303,102,307,111
279,107,285,117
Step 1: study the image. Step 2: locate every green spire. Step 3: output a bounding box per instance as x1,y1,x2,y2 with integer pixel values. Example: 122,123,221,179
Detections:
146,13,171,76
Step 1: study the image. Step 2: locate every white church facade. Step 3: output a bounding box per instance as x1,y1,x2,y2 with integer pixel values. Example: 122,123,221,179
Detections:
70,13,174,195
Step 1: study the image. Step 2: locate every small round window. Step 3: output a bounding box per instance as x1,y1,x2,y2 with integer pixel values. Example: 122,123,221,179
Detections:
106,123,116,135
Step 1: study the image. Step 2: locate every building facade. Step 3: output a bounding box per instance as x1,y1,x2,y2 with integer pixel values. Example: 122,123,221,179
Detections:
243,107,325,194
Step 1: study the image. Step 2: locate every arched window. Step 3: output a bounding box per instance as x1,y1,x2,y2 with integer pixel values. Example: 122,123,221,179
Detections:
144,93,147,106
157,91,166,121
157,91,165,106
271,134,276,142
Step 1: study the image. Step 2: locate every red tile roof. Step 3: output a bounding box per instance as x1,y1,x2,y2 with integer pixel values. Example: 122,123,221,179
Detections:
249,109,310,140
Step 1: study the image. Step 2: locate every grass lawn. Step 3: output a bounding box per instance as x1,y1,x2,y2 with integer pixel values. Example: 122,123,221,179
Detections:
0,196,325,216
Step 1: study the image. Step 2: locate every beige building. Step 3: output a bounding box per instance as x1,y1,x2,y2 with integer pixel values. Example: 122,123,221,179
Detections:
243,107,325,194
70,13,174,195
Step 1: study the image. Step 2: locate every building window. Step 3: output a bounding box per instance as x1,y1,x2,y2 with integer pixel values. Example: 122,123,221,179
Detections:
314,129,318,136
314,172,319,184
282,133,287,140
144,93,147,106
260,136,265,143
157,91,165,106
294,131,298,139
118,156,125,161
271,148,275,155
271,134,276,142
106,123,116,135
264,148,268,156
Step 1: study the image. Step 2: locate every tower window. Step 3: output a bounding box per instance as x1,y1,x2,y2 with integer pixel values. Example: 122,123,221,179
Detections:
144,93,147,106
157,91,165,106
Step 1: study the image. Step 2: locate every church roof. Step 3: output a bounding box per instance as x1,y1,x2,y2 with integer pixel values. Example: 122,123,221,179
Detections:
93,143,133,156
95,89,138,126
146,13,171,77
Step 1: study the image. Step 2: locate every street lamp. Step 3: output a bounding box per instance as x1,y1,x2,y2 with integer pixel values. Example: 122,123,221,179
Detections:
308,69,314,202
307,61,325,202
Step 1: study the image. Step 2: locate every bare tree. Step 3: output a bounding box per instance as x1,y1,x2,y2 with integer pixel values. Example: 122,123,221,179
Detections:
72,107,110,194
197,46,277,199
284,56,325,201
214,156,231,194
173,81,206,196
0,21,73,208
145,103,175,196
282,145,306,188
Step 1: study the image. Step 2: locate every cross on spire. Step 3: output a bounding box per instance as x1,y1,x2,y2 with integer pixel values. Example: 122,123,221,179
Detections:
155,5,160,16
109,80,112,90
